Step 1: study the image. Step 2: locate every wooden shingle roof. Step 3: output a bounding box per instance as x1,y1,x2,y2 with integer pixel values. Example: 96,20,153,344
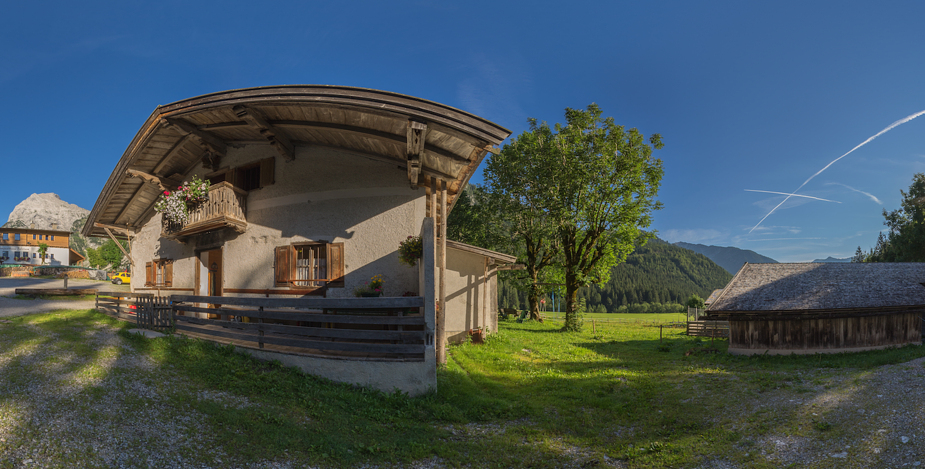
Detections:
708,262,925,312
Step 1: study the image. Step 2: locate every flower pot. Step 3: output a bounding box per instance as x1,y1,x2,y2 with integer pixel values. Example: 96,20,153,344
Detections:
359,292,383,298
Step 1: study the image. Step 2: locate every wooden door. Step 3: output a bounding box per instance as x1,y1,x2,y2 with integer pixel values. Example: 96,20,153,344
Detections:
205,248,222,318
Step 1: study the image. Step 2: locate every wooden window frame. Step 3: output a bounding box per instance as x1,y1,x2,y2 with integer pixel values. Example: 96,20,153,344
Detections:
145,259,174,287
274,242,344,289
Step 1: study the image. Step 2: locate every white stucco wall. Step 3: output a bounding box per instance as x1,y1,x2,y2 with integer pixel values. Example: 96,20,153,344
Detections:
0,246,69,266
444,246,498,343
130,144,426,298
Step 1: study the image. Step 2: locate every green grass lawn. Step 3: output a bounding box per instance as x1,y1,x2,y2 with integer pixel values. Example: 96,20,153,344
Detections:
541,311,688,323
2,310,924,467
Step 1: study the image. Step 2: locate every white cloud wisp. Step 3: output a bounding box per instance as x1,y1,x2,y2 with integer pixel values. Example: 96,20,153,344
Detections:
748,109,925,233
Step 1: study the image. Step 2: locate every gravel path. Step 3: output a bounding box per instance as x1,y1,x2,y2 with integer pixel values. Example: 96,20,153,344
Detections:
0,313,305,469
0,277,125,317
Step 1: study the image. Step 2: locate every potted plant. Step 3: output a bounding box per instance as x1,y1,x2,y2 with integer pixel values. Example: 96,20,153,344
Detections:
154,175,211,224
398,235,423,267
354,274,385,297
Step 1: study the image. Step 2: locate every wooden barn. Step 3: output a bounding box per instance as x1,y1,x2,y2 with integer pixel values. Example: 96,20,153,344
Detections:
706,263,925,355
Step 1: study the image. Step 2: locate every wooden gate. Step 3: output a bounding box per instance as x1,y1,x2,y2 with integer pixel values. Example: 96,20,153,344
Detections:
136,296,173,331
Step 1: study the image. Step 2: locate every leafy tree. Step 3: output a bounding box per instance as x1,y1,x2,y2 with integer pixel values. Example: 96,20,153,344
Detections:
542,104,664,331
686,294,705,309
86,247,105,268
446,184,509,251
857,173,925,262
99,239,126,268
485,122,563,322
38,243,48,265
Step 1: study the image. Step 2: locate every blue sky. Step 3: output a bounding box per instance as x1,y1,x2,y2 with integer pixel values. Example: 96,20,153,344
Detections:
1,1,923,262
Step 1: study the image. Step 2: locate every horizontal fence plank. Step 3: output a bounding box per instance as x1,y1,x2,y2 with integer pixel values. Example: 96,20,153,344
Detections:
258,335,425,354
173,304,424,325
175,316,424,341
174,323,262,343
174,323,425,355
97,292,155,299
170,295,424,309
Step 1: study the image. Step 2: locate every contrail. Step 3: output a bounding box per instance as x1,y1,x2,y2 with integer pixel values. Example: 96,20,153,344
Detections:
825,182,882,204
744,189,841,203
749,109,925,233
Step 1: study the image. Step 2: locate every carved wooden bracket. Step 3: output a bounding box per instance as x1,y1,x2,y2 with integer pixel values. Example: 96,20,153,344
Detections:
407,121,427,186
233,105,295,162
125,169,179,192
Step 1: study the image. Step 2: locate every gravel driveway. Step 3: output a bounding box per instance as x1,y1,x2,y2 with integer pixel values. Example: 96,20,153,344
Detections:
0,277,128,317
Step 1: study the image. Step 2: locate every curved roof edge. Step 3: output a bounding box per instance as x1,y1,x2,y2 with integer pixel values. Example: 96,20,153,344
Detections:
83,85,512,239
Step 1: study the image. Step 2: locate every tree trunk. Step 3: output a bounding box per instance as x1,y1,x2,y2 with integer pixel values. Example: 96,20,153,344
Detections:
562,270,582,332
528,275,543,322
524,236,544,322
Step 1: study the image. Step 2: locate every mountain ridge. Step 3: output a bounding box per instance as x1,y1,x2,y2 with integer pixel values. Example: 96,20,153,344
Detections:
673,241,777,275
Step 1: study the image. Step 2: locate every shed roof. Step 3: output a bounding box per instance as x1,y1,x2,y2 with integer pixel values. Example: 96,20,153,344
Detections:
446,240,518,264
83,85,510,239
708,262,925,312
704,289,724,306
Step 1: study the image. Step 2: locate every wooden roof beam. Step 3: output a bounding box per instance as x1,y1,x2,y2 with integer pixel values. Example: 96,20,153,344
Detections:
93,222,134,236
233,105,295,162
164,118,226,170
125,169,180,192
406,121,427,187
272,120,472,165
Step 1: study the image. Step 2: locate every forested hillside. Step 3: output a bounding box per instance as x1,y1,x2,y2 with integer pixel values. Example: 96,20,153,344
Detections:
499,239,732,313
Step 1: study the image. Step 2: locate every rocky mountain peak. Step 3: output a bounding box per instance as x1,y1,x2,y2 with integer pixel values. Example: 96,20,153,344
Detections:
4,193,89,231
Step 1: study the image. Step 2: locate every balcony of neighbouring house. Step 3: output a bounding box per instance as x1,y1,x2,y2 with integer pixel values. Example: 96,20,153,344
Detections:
162,182,247,240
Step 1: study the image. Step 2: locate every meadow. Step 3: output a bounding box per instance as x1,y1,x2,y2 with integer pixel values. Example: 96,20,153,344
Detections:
0,309,923,468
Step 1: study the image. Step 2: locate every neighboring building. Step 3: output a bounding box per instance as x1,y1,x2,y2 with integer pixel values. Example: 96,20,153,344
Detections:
82,85,514,393
707,263,925,355
0,228,82,266
703,288,724,308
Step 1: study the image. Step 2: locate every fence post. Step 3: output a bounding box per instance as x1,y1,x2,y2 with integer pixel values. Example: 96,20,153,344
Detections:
258,305,264,349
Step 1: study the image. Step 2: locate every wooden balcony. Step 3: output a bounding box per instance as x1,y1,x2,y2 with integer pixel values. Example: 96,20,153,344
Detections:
162,182,247,240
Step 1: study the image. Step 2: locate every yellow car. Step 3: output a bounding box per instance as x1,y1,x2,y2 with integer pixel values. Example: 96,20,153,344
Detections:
111,272,131,285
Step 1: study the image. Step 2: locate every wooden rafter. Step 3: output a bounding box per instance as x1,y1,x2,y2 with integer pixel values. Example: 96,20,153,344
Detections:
271,120,471,165
163,118,226,170
233,105,295,161
406,121,427,186
93,222,134,236
112,183,146,227
152,134,193,176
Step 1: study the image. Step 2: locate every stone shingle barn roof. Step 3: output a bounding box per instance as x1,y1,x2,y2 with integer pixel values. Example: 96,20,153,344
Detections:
707,263,925,312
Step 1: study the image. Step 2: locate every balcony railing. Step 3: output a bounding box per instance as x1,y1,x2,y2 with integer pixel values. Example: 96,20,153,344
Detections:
162,182,247,240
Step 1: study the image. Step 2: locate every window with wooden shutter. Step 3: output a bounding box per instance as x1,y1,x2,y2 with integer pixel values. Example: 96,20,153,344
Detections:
274,245,294,287
145,262,154,287
276,242,345,289
147,259,173,287
327,243,345,287
259,157,275,187
164,261,173,287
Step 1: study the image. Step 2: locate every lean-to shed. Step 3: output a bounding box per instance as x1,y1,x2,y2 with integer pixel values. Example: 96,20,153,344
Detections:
707,263,925,355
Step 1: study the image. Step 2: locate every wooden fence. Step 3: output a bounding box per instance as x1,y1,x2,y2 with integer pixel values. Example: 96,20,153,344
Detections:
136,295,173,331
687,320,730,338
95,292,154,323
95,293,429,361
